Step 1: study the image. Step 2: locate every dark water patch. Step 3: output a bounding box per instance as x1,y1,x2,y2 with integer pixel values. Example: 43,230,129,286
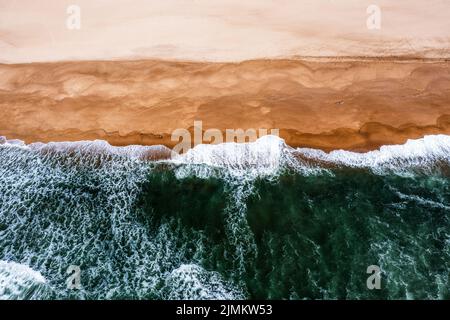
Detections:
244,170,450,299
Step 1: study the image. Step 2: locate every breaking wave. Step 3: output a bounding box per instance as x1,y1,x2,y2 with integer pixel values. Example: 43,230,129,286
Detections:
163,264,245,300
171,134,450,177
2,134,449,176
0,261,51,300
295,134,450,175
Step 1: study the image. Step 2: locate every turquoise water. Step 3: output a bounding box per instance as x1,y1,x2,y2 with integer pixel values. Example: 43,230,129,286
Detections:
0,136,449,299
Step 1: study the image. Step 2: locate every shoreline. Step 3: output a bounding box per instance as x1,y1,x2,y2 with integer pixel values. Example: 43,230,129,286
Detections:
1,58,449,152
1,117,450,153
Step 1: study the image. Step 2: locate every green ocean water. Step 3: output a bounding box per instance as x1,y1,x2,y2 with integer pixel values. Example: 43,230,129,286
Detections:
0,136,449,299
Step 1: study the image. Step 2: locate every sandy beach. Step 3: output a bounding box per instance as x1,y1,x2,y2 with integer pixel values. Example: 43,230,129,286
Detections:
1,0,450,151
1,57,449,152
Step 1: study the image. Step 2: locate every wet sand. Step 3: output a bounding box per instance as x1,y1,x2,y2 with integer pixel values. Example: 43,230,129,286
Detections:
1,57,450,152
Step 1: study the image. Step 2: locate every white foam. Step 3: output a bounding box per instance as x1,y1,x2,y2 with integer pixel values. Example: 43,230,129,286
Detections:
171,135,285,176
170,135,322,181
0,136,171,160
2,134,450,176
0,260,49,300
164,264,245,300
0,136,26,148
31,140,172,161
394,191,450,210
296,134,450,175
169,134,450,178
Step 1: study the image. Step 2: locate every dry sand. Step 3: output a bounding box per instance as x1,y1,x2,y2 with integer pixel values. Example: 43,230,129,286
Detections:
1,57,449,152
1,0,450,63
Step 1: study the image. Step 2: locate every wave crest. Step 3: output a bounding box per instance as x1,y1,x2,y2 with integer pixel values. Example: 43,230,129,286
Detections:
295,134,450,175
2,134,450,176
163,264,245,300
0,261,51,300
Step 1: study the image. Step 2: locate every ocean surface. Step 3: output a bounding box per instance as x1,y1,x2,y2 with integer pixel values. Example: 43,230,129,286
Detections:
0,135,449,300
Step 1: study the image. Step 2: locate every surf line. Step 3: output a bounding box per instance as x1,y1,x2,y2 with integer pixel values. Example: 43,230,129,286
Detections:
176,304,210,318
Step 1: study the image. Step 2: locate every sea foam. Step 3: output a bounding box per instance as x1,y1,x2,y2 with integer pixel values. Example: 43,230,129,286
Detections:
295,134,450,175
0,261,50,300
163,264,245,300
170,134,450,178
2,134,450,176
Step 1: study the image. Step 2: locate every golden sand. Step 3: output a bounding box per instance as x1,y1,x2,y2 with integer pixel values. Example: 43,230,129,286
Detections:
1,57,449,152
